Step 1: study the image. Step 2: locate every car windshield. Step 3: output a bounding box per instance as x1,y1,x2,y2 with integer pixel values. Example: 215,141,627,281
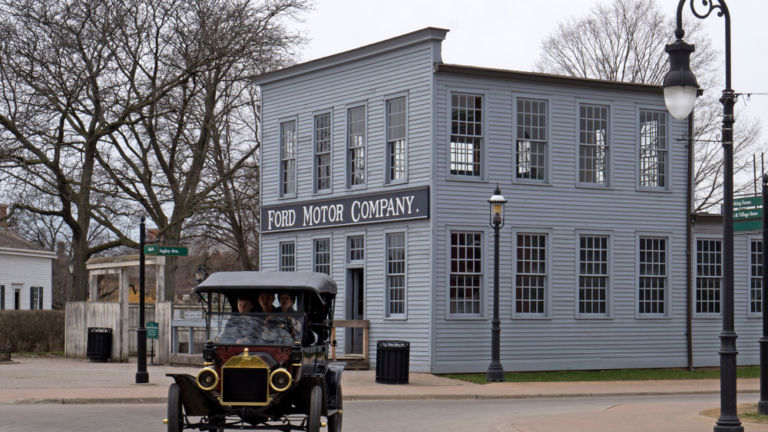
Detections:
214,312,304,346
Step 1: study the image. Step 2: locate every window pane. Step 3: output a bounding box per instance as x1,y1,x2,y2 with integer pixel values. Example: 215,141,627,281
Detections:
387,97,407,181
315,113,331,191
280,242,295,272
516,234,546,314
348,106,366,186
314,238,331,275
639,237,666,314
386,233,406,316
579,235,608,314
579,104,608,184
696,239,721,314
639,110,667,188
450,232,482,315
450,94,482,176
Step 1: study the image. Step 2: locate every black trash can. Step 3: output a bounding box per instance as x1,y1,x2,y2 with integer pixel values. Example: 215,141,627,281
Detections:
375,340,410,384
86,327,112,362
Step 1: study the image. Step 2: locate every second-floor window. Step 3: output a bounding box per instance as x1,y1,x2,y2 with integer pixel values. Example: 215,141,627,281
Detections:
280,120,297,196
450,93,482,177
314,113,331,192
516,98,547,181
696,238,721,314
639,110,667,188
751,239,763,314
348,106,366,187
579,104,609,185
387,97,407,182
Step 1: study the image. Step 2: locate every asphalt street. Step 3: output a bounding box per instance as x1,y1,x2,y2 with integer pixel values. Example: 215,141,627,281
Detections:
1,394,766,432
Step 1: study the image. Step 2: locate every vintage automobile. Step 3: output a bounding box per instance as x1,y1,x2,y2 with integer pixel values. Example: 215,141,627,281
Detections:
165,271,344,432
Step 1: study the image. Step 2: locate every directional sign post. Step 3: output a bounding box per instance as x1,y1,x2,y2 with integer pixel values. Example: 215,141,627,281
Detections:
143,245,188,256
735,196,763,232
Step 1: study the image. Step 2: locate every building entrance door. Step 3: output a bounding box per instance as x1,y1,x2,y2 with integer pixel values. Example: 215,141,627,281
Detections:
346,268,364,354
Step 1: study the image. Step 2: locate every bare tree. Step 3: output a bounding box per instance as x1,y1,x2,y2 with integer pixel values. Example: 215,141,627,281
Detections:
97,0,304,299
536,0,763,211
0,0,210,300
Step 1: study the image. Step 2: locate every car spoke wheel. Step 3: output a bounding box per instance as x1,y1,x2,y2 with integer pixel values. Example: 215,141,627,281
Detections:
167,383,184,432
327,387,342,432
307,385,322,432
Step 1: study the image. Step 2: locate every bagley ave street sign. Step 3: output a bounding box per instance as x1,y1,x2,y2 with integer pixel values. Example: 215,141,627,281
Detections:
143,244,189,256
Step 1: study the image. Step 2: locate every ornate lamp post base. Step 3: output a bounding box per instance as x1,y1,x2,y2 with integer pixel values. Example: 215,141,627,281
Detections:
486,361,505,382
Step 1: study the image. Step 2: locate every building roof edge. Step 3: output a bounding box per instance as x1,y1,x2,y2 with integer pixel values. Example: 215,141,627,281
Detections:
435,63,663,93
255,27,448,85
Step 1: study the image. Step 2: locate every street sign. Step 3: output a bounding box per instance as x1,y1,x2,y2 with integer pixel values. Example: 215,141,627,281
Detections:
143,245,188,256
146,321,159,339
734,195,763,232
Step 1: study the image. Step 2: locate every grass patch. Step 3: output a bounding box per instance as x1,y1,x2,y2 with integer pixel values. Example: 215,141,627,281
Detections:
701,403,768,424
442,366,761,384
12,351,66,357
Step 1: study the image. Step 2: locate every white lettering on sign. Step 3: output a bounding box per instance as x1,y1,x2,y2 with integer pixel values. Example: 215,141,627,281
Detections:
267,209,296,230
302,204,345,227
351,195,415,223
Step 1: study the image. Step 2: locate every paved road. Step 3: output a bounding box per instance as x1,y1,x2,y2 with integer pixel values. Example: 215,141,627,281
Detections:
3,394,767,432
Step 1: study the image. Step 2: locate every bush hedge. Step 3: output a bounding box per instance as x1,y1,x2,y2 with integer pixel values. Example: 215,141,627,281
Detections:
0,310,65,352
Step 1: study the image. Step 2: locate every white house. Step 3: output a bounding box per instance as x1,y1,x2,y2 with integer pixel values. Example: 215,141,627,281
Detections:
0,214,56,310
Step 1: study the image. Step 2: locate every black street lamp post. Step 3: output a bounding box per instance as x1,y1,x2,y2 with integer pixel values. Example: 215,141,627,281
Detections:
761,174,768,415
136,216,149,384
486,186,507,382
663,1,740,431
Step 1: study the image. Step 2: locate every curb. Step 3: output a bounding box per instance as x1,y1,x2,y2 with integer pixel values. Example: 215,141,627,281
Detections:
2,389,759,405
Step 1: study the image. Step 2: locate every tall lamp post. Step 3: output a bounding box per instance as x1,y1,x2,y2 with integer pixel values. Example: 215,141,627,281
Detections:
662,1,740,431
486,186,507,382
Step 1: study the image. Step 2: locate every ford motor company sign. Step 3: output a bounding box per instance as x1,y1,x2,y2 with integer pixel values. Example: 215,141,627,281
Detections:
261,186,429,232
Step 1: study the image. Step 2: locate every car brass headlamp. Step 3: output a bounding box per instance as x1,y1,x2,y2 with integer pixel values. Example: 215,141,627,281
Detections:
269,368,292,392
196,367,219,391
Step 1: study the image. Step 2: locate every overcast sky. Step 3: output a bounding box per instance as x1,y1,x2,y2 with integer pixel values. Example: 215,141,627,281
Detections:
295,0,768,166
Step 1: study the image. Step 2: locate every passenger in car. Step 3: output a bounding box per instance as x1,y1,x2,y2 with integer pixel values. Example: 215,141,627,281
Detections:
257,292,276,313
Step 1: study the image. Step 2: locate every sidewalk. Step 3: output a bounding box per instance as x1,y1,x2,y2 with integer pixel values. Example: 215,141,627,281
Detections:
0,356,762,404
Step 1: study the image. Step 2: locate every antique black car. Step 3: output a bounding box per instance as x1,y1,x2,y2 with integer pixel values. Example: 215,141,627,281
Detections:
165,271,344,432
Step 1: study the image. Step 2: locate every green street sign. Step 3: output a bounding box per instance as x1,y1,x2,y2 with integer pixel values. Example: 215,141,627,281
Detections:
146,321,159,339
734,195,763,232
143,244,188,256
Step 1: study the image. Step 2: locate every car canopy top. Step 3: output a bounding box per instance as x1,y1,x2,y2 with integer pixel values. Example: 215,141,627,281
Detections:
194,271,337,296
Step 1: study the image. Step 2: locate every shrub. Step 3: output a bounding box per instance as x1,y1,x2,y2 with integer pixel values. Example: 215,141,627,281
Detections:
0,310,65,352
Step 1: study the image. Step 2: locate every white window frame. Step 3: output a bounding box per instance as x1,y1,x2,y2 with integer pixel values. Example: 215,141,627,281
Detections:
513,231,549,318
313,111,332,194
694,236,722,316
279,240,296,272
636,234,669,317
30,286,43,310
637,108,669,190
385,231,407,319
514,96,549,184
346,105,367,188
447,229,484,318
386,95,408,184
448,91,484,179
346,233,365,266
312,237,331,275
575,232,612,318
279,119,297,197
750,237,763,316
576,102,611,187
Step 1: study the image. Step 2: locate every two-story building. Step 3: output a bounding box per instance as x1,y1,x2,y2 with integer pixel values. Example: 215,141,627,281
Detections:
256,28,759,373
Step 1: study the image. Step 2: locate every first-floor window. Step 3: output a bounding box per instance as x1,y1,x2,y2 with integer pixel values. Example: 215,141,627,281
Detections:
0,285,4,310
579,235,608,315
30,286,43,310
450,231,482,315
314,238,331,275
386,233,406,317
638,237,667,315
515,233,547,315
751,239,763,314
280,241,295,272
696,238,721,314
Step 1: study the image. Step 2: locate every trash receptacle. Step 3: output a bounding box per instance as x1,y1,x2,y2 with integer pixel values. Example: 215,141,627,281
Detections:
86,327,112,362
375,340,409,384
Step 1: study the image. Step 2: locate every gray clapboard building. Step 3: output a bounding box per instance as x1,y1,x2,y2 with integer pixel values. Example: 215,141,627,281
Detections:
256,28,760,373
